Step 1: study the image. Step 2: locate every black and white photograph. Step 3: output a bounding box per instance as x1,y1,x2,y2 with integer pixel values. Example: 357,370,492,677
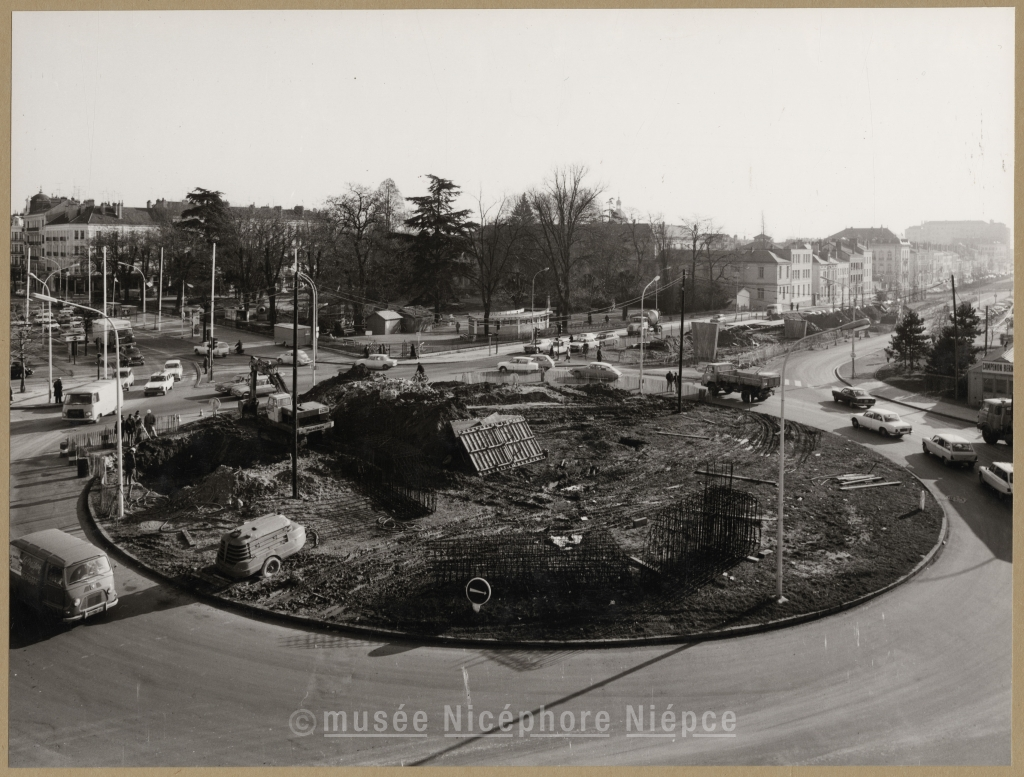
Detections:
8,7,1014,768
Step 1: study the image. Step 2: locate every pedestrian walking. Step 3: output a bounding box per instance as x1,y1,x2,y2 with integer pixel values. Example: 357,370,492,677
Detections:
123,446,137,492
582,342,589,357
53,377,63,404
133,411,145,444
604,314,610,325
596,346,603,362
203,355,209,374
549,344,555,358
564,348,571,363
144,409,157,439
666,371,675,391
455,321,461,335
409,343,417,359
363,344,371,359
119,414,130,445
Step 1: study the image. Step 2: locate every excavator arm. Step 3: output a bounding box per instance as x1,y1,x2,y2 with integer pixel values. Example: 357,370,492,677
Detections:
242,356,290,415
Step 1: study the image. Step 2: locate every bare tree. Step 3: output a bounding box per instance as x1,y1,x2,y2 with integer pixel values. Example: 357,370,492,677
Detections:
528,165,604,320
467,194,527,334
327,184,386,328
678,216,732,310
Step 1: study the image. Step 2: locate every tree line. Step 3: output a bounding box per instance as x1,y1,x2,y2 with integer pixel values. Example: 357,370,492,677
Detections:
87,165,739,332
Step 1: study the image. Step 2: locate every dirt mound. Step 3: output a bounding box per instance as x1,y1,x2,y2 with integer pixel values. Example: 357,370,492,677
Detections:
300,363,373,404
134,415,286,493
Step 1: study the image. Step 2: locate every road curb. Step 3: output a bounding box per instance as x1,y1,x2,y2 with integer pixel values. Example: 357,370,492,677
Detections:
833,365,973,424
81,466,951,650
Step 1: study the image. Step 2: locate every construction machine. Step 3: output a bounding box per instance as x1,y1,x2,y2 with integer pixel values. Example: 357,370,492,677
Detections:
240,356,334,441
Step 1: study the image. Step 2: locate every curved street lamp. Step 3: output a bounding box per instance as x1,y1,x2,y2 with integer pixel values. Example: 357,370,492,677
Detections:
28,272,55,403
36,293,125,521
638,275,660,394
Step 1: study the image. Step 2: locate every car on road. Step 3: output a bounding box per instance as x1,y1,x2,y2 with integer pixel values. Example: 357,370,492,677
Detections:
278,350,312,366
497,357,542,374
922,433,978,468
355,354,398,370
215,374,252,394
117,367,135,391
163,359,184,381
193,340,230,358
10,362,33,379
569,332,599,352
570,362,623,381
529,354,556,370
143,371,175,396
832,386,876,408
595,332,619,348
531,338,569,356
978,462,1012,499
851,409,912,438
229,375,275,400
119,345,145,366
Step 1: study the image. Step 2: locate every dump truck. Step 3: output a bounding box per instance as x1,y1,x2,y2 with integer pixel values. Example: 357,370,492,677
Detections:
977,397,1012,445
700,361,781,402
627,309,661,336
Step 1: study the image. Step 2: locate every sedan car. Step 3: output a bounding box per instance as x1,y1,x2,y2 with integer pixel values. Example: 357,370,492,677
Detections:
595,333,619,348
277,350,312,366
119,345,145,366
851,409,912,438
529,354,556,370
118,367,135,391
229,375,276,399
832,386,876,408
143,371,175,396
215,374,252,394
531,338,569,356
570,362,623,381
922,433,978,468
497,357,542,374
355,354,398,370
163,359,184,381
979,462,1012,499
194,340,230,358
569,333,599,352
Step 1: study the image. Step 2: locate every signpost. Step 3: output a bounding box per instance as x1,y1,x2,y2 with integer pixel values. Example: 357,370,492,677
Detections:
465,577,491,613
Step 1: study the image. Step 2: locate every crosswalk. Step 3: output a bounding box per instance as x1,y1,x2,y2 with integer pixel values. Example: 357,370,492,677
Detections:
783,379,804,387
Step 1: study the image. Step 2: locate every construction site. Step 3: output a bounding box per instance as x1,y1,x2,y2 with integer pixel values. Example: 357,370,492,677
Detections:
92,367,944,641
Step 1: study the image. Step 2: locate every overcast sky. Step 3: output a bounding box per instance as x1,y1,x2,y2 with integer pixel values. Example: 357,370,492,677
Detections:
12,8,1014,240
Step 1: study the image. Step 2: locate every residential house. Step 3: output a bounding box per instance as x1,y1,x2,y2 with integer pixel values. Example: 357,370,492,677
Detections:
732,249,795,311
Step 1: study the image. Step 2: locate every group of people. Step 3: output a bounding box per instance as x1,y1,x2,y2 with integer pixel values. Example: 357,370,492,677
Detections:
120,409,158,446
664,371,680,391
363,343,389,358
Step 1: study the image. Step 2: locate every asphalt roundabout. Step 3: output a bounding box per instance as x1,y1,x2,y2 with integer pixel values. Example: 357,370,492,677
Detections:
83,384,948,648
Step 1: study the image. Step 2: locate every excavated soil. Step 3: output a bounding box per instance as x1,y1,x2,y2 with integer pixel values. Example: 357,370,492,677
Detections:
95,378,944,642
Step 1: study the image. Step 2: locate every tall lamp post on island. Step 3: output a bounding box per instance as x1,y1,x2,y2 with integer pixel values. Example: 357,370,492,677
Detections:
638,274,660,394
531,267,549,345
28,271,57,403
35,293,124,521
775,316,868,602
294,262,319,387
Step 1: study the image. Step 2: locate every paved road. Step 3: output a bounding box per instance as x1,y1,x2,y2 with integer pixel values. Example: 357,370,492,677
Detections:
8,319,1011,766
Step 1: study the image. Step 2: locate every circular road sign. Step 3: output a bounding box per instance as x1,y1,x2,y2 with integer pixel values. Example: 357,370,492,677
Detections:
465,577,491,611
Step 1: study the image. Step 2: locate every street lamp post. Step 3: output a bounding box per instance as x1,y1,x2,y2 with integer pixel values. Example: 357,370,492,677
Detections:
531,267,549,344
291,249,299,500
29,272,55,403
638,275,660,395
36,293,124,521
157,248,164,331
210,243,217,383
295,263,319,386
776,316,869,601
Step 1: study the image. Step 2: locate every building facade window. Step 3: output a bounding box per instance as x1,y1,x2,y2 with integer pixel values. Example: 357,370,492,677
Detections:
758,266,764,279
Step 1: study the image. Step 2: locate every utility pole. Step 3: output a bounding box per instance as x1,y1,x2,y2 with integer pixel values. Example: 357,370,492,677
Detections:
951,275,959,400
985,305,989,356
209,242,216,383
102,247,108,380
676,271,685,412
157,248,164,331
292,249,300,500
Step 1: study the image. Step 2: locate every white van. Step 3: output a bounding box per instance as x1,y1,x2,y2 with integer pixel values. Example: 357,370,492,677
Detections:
62,380,123,423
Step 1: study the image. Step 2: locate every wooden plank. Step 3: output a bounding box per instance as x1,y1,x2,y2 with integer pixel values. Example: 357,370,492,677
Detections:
655,431,711,440
839,481,902,490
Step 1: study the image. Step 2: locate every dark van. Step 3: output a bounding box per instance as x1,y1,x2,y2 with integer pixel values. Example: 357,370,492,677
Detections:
9,529,118,623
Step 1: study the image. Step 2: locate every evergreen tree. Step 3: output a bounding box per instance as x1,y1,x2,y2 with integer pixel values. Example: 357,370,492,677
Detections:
405,175,475,321
888,308,931,370
927,302,982,390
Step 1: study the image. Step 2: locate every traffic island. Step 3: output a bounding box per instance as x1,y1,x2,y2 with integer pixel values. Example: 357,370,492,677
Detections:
86,374,945,644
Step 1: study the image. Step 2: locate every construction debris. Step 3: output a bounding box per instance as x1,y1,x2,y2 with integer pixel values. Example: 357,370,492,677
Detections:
450,413,545,476
839,481,902,490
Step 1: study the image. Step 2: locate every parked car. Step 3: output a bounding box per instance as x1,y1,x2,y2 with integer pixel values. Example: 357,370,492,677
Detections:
215,374,252,394
278,350,311,366
851,409,912,438
531,338,569,356
230,375,275,399
194,340,230,358
355,354,398,370
571,362,623,381
10,362,33,379
117,367,135,391
163,359,184,381
144,371,175,396
595,332,619,348
497,357,542,374
832,386,876,408
529,354,556,370
978,462,1013,498
922,433,978,468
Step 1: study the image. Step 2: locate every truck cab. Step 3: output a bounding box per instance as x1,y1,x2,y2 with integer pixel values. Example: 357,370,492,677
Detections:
977,398,1012,445
265,393,334,435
